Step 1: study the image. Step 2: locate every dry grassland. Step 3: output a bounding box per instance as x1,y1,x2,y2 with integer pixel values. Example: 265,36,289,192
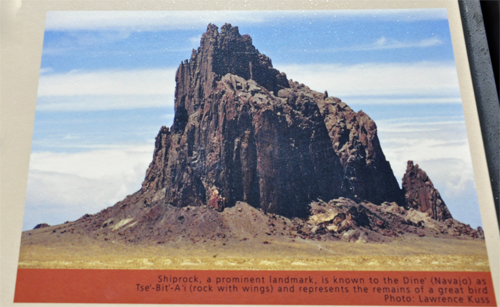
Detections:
18,235,490,271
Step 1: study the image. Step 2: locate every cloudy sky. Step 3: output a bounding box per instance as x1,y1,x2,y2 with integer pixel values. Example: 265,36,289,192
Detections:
24,9,481,230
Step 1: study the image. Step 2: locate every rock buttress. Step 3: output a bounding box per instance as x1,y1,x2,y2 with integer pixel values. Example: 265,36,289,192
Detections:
279,82,405,206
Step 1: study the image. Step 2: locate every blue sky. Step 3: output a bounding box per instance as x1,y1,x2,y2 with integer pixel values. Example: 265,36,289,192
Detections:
24,10,480,230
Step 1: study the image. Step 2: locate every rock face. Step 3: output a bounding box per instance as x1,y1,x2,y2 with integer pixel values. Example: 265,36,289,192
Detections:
139,23,403,218
402,161,452,221
283,84,404,205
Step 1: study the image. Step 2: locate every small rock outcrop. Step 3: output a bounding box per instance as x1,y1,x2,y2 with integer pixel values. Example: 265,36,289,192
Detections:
33,223,50,229
402,161,452,221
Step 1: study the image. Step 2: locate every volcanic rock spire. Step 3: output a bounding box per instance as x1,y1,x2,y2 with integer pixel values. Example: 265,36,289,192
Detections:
140,23,404,217
402,161,453,221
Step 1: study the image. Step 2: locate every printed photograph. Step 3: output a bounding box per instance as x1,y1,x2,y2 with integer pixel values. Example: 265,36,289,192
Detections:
18,9,491,271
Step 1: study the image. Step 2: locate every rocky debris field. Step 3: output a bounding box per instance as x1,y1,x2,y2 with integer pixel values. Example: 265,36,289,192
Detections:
25,198,482,248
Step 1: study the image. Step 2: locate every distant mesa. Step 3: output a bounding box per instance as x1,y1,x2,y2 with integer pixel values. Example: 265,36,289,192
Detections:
29,24,482,243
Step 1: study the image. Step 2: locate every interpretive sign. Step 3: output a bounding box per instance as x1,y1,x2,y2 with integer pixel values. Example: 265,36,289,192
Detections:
2,1,499,306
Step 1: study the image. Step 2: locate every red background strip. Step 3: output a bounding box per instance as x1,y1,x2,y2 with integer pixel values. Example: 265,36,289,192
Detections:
14,269,497,305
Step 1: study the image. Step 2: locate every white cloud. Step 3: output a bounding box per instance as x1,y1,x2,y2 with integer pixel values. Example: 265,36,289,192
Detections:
32,140,157,151
44,9,447,31
71,30,131,45
37,94,175,111
342,97,461,105
37,63,460,109
44,11,268,31
377,119,472,178
35,62,461,112
189,35,202,47
162,113,175,120
316,8,447,21
374,36,442,49
39,67,53,74
63,134,79,140
29,145,153,179
36,68,177,111
23,145,154,229
339,36,443,51
279,61,461,100
38,68,176,96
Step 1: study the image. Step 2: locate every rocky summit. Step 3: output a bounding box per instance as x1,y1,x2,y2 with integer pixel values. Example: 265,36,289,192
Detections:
32,24,482,243
140,23,403,218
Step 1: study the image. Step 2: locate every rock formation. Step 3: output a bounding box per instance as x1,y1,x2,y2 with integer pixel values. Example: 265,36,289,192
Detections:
140,23,403,218
402,161,452,221
33,223,50,229
27,23,482,244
